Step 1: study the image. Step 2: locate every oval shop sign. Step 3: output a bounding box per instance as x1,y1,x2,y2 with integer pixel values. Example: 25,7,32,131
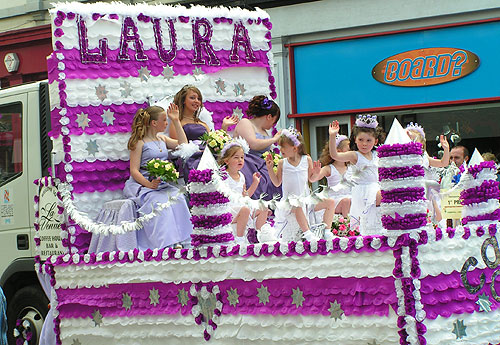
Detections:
372,47,480,87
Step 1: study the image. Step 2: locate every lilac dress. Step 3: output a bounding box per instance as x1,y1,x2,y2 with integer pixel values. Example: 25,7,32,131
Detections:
181,123,207,182
240,132,282,201
123,141,193,249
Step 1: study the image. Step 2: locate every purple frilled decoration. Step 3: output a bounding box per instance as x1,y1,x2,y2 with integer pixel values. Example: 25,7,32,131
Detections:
377,142,427,232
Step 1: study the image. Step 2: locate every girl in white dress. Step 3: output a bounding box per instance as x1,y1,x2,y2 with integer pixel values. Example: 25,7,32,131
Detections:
267,128,336,242
317,134,352,217
219,140,268,244
406,123,450,223
329,115,385,235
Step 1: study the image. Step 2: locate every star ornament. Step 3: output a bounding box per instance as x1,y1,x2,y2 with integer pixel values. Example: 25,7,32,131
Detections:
95,84,108,101
86,139,99,157
120,81,132,97
452,319,467,339
149,288,160,306
91,309,103,327
256,285,270,305
328,300,344,321
162,65,175,81
138,66,151,82
177,288,189,307
122,293,133,310
291,287,305,308
233,82,246,96
227,287,240,307
215,78,226,95
476,292,492,312
192,66,204,80
101,109,115,126
367,341,379,345
232,106,243,119
76,112,91,130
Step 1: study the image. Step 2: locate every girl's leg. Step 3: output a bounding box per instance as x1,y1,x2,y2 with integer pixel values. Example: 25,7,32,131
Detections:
292,207,310,232
235,206,251,237
432,199,442,222
335,198,351,218
255,209,269,230
314,199,335,228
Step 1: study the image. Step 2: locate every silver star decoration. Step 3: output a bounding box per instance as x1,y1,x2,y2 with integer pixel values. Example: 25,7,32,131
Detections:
476,292,492,312
95,84,108,101
233,82,246,96
177,288,189,306
367,341,379,345
120,81,132,97
291,287,305,308
162,66,174,81
328,300,344,321
192,66,204,80
71,339,82,345
91,309,103,327
76,112,91,130
101,109,115,126
256,285,270,305
149,288,160,306
215,78,226,95
452,319,467,339
232,106,243,119
86,139,99,157
122,293,132,311
138,66,151,82
227,287,239,307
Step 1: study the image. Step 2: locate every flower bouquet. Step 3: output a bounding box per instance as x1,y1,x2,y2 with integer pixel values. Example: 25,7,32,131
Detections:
200,129,232,155
262,148,282,173
144,158,179,182
330,214,359,237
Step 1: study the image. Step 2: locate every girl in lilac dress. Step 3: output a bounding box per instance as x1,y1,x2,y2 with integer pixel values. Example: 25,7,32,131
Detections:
169,85,239,182
124,105,193,249
234,95,282,200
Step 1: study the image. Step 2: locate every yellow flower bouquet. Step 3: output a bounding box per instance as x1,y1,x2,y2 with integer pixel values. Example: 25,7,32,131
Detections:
262,149,282,173
144,159,179,182
199,129,232,155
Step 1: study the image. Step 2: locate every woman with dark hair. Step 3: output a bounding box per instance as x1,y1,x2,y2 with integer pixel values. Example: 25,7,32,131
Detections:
234,95,282,200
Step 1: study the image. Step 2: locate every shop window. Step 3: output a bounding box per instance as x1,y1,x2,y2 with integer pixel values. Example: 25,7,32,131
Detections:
0,103,22,186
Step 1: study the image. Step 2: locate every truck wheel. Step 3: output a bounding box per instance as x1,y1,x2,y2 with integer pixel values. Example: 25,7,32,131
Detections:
7,286,49,345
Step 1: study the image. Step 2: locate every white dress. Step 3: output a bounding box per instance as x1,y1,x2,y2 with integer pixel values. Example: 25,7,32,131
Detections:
423,152,441,222
326,164,352,209
226,171,245,217
349,151,381,235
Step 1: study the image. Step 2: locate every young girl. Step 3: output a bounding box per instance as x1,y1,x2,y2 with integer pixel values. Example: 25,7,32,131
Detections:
317,135,352,217
267,128,336,242
329,115,385,235
123,105,193,250
406,122,450,223
218,139,268,244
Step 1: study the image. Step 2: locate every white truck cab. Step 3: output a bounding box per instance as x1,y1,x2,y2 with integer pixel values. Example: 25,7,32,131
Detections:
0,81,51,345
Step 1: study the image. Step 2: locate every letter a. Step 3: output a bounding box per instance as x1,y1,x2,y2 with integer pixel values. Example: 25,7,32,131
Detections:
229,22,256,63
119,17,148,61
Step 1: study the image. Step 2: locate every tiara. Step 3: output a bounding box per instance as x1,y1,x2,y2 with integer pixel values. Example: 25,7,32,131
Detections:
281,127,301,147
355,114,378,128
335,134,348,148
220,137,250,157
406,122,425,138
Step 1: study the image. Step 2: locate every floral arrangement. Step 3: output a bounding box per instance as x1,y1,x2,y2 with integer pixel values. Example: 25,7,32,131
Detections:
262,149,282,173
144,159,179,182
200,129,232,155
330,215,359,237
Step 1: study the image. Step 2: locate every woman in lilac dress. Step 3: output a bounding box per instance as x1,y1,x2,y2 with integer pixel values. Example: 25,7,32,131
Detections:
124,105,193,249
234,95,282,200
169,85,239,182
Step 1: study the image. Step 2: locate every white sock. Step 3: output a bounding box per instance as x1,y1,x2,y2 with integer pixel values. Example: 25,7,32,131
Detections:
303,230,319,241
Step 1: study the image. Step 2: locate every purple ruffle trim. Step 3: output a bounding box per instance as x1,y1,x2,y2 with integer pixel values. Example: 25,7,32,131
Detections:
191,232,234,247
461,209,500,225
381,187,425,203
189,192,229,207
460,180,500,205
382,213,427,230
379,165,425,181
188,169,213,183
191,213,232,229
377,142,423,158
467,161,497,178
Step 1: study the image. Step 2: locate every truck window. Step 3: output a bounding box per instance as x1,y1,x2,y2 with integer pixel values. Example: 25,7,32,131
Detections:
0,103,22,186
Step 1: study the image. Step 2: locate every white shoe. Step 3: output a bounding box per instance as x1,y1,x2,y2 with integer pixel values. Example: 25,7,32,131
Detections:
257,224,278,243
234,236,248,245
303,230,319,242
323,229,334,241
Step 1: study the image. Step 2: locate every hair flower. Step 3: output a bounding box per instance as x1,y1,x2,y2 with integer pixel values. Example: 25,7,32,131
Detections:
261,97,272,110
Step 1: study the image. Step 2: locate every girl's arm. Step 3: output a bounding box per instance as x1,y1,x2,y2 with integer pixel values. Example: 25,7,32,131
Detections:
129,141,159,189
429,135,450,168
246,172,261,197
310,160,330,182
328,121,357,164
266,154,282,187
235,118,279,151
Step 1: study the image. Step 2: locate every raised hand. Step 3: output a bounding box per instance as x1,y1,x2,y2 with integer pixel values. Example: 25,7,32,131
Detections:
440,134,450,151
312,160,322,176
222,114,240,127
265,153,274,169
252,172,261,185
329,121,340,136
273,130,282,141
167,103,180,122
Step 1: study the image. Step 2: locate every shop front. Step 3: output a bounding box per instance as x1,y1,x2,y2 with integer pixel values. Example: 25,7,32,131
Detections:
287,18,500,163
